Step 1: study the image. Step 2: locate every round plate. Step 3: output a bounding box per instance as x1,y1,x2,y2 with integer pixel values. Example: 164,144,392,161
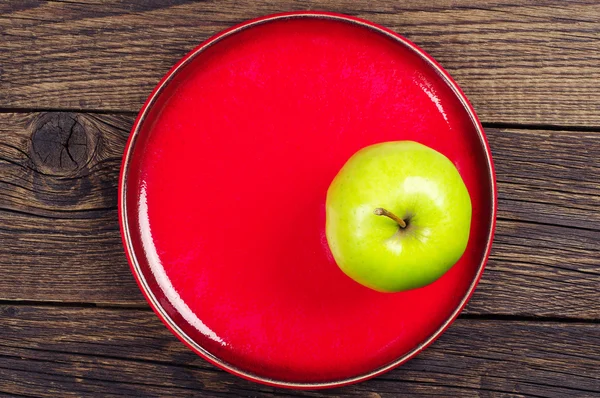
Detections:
119,12,496,389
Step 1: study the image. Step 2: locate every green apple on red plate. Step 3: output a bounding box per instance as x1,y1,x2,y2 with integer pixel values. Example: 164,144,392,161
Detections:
325,141,472,292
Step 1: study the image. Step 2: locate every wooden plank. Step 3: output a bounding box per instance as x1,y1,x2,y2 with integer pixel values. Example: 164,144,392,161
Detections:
465,127,600,318
1,0,599,126
0,112,144,304
492,128,600,230
0,112,599,316
0,305,597,397
466,219,600,319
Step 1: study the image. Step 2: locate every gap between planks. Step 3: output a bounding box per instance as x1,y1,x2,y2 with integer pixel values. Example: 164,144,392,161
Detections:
0,109,600,133
0,299,598,324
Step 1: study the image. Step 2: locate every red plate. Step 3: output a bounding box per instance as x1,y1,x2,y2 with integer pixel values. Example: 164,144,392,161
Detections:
119,12,496,389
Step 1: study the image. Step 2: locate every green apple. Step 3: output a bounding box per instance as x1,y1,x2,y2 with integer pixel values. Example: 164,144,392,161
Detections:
325,141,472,292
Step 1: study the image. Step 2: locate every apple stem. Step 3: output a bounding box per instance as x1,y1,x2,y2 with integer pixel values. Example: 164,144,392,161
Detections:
374,208,407,229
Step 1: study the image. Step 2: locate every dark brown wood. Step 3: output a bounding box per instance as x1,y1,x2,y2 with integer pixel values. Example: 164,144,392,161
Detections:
466,128,600,318
0,112,598,318
0,305,597,397
1,1,599,126
0,112,144,305
1,2,599,394
491,128,600,231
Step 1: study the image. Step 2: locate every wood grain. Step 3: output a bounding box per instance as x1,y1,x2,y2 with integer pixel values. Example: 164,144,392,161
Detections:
1,0,599,126
466,128,600,318
0,112,598,318
1,2,598,396
0,305,597,397
0,112,143,304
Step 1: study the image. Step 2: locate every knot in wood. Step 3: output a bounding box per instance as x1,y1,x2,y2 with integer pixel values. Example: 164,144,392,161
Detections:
30,112,98,175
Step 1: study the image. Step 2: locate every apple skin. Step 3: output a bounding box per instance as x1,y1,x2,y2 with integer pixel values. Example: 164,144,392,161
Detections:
325,141,472,292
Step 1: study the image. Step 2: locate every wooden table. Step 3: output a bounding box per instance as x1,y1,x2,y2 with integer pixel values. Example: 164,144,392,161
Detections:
1,1,598,396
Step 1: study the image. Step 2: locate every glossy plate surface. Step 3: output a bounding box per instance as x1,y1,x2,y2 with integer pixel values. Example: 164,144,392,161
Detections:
120,12,496,388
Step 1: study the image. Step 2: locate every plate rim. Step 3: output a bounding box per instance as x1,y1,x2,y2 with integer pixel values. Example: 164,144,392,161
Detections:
118,11,498,390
